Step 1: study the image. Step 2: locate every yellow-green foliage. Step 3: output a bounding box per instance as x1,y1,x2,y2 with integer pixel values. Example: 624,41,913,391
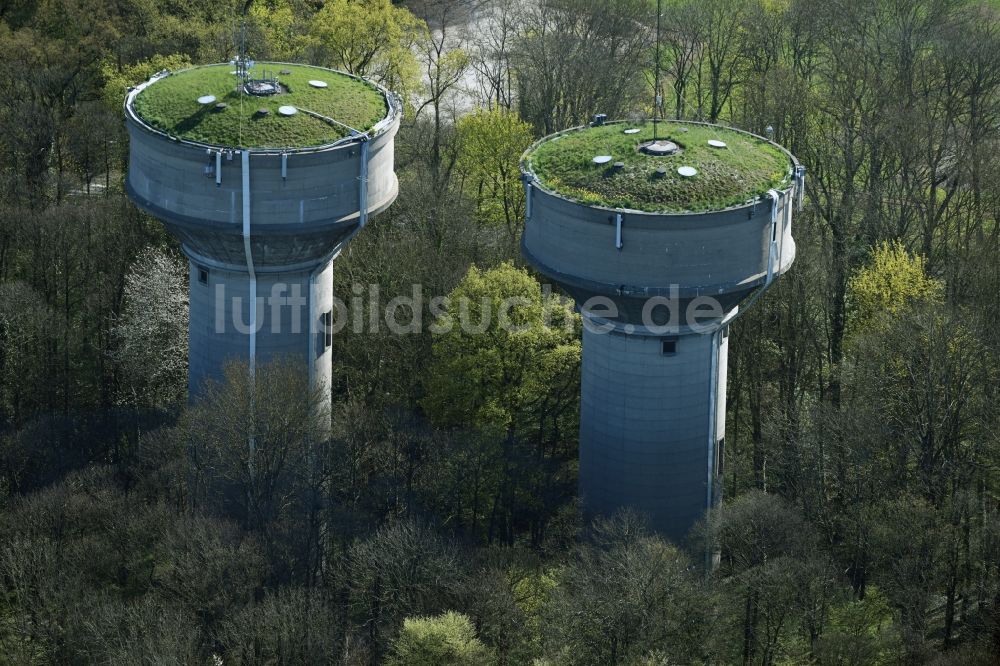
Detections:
456,109,534,229
101,53,193,112
511,571,558,655
305,0,424,100
421,263,580,433
814,588,901,665
249,0,299,61
846,240,943,336
387,611,495,666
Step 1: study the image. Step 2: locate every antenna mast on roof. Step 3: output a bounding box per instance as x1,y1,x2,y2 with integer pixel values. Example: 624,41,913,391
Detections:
236,0,254,85
235,0,256,148
653,0,662,140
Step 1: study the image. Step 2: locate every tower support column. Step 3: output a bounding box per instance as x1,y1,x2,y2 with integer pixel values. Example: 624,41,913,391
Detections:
579,321,729,542
187,259,334,416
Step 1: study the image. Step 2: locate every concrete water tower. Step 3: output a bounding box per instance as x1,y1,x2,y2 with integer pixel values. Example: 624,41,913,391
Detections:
521,119,803,541
125,63,400,410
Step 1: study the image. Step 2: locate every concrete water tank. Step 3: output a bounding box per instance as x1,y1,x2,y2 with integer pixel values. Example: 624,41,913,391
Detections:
521,120,803,541
125,63,401,412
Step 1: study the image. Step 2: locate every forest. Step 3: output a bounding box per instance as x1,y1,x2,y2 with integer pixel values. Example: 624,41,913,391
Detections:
0,0,999,663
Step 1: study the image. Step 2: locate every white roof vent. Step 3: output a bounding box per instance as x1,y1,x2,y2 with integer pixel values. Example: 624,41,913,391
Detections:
308,80,328,88
641,140,679,156
677,166,698,177
708,139,728,148
197,95,217,105
278,105,298,116
592,155,613,165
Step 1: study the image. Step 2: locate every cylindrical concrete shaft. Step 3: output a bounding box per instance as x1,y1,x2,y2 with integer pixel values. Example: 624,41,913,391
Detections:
580,324,728,542
188,259,334,401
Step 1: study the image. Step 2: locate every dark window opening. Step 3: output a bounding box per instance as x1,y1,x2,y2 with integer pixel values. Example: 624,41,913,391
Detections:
198,267,209,285
716,438,725,477
661,338,678,356
321,311,333,349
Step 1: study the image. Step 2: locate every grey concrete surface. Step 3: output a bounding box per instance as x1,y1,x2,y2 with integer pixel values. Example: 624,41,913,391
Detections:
125,65,400,410
523,121,801,541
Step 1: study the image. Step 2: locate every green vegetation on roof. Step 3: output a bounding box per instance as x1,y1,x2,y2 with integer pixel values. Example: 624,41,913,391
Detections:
525,121,793,213
132,63,388,149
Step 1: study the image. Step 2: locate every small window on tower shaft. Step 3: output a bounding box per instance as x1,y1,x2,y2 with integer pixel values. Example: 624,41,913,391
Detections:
322,311,334,349
716,438,725,477
198,267,209,285
661,338,678,356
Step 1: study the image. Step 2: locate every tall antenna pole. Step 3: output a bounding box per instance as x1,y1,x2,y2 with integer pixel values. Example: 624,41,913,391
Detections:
237,0,254,85
653,0,662,140
241,12,247,84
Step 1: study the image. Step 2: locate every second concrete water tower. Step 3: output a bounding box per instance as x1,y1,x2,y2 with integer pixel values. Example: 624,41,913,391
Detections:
521,119,804,541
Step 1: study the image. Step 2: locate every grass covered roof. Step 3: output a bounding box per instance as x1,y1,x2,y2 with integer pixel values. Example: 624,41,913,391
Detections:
132,63,388,149
524,121,794,213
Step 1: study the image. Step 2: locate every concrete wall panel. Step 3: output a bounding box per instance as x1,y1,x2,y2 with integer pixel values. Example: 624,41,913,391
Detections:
581,327,722,541
523,183,795,302
188,263,338,397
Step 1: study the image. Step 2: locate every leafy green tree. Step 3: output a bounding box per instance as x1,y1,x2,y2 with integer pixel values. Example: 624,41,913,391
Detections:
305,0,424,98
846,240,943,337
507,568,557,660
422,263,579,436
815,587,901,666
348,520,465,659
100,53,193,111
455,109,533,243
247,0,301,61
387,611,495,666
422,263,580,544
542,512,712,665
